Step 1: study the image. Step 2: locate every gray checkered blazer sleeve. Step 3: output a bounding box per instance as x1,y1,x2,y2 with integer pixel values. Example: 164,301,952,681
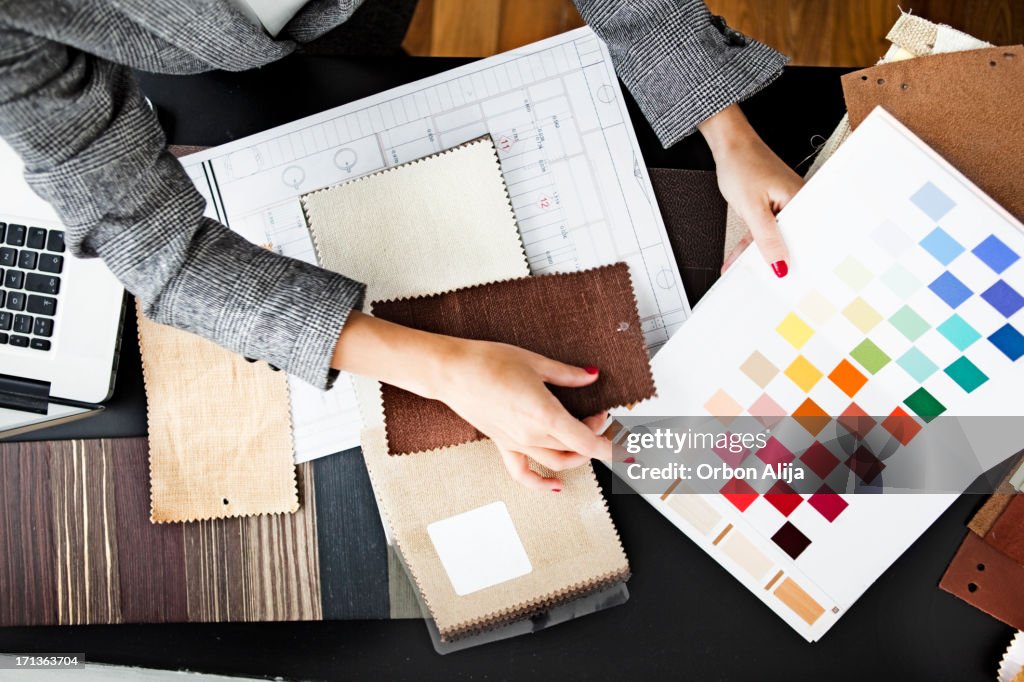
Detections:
576,0,788,147
0,22,365,389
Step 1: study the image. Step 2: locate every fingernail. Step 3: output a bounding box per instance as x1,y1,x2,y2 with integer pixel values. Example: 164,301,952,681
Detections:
771,260,789,278
551,487,562,493
623,457,636,464
584,366,599,375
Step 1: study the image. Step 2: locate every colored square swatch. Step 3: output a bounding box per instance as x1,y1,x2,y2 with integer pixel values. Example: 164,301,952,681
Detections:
764,481,802,517
705,389,744,423
989,324,1024,361
838,402,876,440
871,221,913,257
846,445,886,484
835,256,873,291
808,485,848,523
712,433,749,468
749,393,787,429
889,305,930,341
776,312,814,349
756,436,795,466
904,387,946,422
829,359,868,397
850,338,891,374
793,398,830,436
944,357,988,393
937,314,981,351
740,351,778,388
972,234,1020,274
785,356,823,392
843,297,883,333
981,280,1024,317
881,407,922,446
911,181,955,221
798,291,836,326
919,227,965,265
882,264,921,298
772,521,812,560
721,478,758,512
929,272,973,309
800,442,840,479
896,347,939,382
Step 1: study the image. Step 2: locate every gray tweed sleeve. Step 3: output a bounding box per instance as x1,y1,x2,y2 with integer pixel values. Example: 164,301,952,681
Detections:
574,0,788,147
0,23,365,389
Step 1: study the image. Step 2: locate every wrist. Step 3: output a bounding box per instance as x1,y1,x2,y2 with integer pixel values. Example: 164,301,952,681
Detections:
698,103,758,158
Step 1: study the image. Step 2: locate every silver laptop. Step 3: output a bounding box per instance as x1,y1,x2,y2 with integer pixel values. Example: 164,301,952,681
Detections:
0,139,125,437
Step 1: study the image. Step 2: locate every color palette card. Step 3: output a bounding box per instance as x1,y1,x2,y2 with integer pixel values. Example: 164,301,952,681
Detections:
612,109,1024,641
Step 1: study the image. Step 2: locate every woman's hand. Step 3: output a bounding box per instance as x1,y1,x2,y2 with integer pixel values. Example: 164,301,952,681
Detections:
698,104,804,276
332,311,611,492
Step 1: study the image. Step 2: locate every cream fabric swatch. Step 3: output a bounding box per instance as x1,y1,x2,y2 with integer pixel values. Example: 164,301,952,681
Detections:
361,428,629,641
302,136,530,427
137,303,298,523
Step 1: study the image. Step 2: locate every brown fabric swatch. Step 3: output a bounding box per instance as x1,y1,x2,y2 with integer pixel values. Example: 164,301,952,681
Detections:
985,495,1024,567
370,263,655,455
842,46,1024,222
137,303,298,523
361,428,629,641
940,531,1024,630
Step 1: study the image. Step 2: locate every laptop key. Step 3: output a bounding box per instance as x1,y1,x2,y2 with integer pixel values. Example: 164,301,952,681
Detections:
29,338,50,351
38,254,63,274
6,224,25,246
33,317,53,337
24,273,58,295
26,227,47,249
0,312,10,330
13,314,31,334
0,223,5,242
6,292,25,311
26,295,56,316
0,248,15,267
4,270,23,289
0,291,5,307
45,230,65,253
0,333,7,344
9,334,28,347
17,250,36,270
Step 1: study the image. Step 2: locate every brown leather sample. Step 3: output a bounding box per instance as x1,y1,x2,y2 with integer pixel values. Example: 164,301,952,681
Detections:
842,46,1024,222
985,495,1024,567
940,532,1024,630
968,455,1024,536
371,263,655,455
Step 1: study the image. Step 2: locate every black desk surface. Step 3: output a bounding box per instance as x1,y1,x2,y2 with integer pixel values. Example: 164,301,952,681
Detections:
0,56,1013,681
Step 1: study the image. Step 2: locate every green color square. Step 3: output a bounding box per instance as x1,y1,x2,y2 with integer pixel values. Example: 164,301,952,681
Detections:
904,387,946,422
944,357,989,393
937,314,982,351
851,338,891,374
896,347,939,382
889,305,930,341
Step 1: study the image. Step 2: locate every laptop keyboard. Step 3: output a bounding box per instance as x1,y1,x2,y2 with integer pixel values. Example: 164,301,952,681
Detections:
0,222,63,351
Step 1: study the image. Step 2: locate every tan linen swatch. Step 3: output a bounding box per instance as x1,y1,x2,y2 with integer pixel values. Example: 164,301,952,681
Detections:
137,303,298,523
301,136,530,428
361,428,629,641
372,263,656,455
842,46,1024,222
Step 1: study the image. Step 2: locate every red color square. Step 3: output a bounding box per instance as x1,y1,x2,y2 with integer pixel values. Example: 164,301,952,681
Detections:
838,402,877,440
720,478,758,512
756,436,795,467
846,445,886,484
800,441,840,479
764,481,803,517
881,406,923,446
808,484,849,522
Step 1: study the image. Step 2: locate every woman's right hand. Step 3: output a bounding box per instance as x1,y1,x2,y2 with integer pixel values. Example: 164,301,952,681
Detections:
331,311,611,492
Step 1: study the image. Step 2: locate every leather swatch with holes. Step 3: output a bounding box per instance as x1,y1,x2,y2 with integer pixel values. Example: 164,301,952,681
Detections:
842,46,1024,222
940,530,1024,630
371,263,656,455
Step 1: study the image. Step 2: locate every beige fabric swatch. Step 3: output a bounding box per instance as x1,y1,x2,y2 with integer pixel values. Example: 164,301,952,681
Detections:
137,302,298,523
302,136,530,428
361,428,629,640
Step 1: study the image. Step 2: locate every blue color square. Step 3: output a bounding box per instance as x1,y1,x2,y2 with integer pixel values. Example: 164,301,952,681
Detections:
981,280,1024,318
989,324,1024,360
896,347,939,382
929,272,973,309
919,227,965,265
911,182,956,221
973,235,1020,274
937,314,982,350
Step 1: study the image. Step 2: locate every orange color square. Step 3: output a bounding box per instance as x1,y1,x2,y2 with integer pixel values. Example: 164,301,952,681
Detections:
828,359,868,398
838,402,876,440
881,406,923,446
793,398,830,436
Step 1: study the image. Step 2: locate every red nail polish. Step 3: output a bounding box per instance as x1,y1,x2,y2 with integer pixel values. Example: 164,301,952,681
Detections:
584,366,599,375
551,488,562,493
771,260,789,278
623,457,636,464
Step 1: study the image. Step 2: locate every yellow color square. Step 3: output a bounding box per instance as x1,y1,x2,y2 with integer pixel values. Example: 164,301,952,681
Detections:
842,297,883,333
784,355,823,392
776,312,814,349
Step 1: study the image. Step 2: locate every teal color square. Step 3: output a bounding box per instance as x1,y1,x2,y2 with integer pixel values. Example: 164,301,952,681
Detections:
897,347,939,382
937,314,982,351
944,357,989,393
